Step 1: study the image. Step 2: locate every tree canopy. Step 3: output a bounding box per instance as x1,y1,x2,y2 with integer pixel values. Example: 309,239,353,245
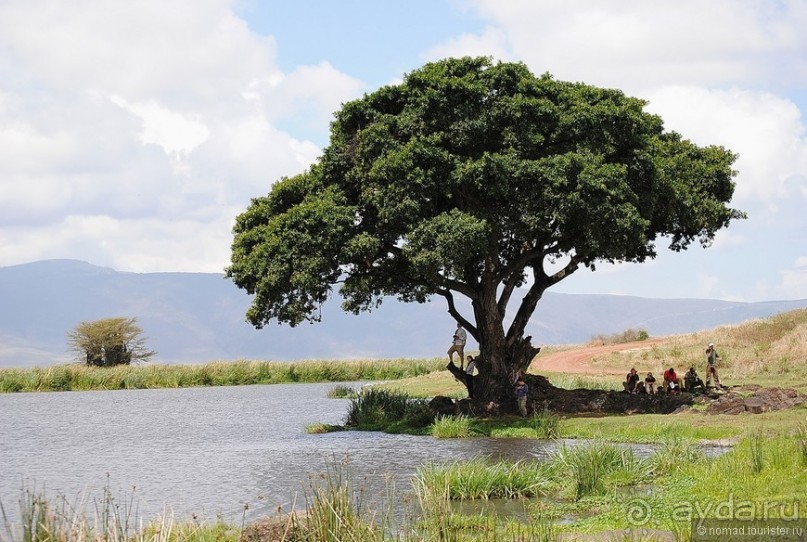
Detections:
68,317,155,366
227,57,743,404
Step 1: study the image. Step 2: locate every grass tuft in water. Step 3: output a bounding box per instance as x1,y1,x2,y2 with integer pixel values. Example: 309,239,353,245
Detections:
344,388,434,431
430,414,476,439
531,403,560,439
327,384,359,398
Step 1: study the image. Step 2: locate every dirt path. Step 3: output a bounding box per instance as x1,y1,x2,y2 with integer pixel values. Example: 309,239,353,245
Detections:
529,340,665,375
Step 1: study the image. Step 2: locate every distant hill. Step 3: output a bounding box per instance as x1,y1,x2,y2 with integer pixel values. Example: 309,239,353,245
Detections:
2,259,806,368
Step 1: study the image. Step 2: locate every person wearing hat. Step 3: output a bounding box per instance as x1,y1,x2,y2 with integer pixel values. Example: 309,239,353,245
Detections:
705,343,721,388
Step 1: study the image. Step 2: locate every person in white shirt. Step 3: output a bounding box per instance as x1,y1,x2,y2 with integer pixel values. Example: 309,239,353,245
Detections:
447,322,467,368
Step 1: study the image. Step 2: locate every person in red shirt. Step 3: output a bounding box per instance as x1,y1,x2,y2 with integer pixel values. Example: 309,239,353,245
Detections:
663,367,679,394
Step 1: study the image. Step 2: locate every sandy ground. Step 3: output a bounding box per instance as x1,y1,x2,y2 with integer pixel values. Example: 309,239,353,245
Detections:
529,341,665,375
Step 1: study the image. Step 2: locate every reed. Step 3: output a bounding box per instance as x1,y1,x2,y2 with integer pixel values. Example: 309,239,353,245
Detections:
531,403,560,439
0,484,242,542
648,436,705,477
0,358,447,393
430,414,476,439
552,441,651,500
303,463,383,542
415,457,556,501
327,384,359,398
343,388,434,431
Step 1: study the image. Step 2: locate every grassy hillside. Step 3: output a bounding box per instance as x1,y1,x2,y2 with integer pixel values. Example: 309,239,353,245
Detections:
385,308,807,399
588,307,807,391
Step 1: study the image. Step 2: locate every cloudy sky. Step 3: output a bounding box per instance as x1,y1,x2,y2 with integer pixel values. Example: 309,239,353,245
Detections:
1,0,806,302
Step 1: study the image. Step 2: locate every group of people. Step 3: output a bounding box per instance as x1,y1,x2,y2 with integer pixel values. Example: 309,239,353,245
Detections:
445,323,726,417
623,343,722,394
446,322,530,416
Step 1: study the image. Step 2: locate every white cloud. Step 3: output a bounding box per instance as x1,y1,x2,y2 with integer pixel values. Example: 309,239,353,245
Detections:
0,0,364,272
643,87,807,203
778,256,807,299
462,0,807,91
424,27,511,63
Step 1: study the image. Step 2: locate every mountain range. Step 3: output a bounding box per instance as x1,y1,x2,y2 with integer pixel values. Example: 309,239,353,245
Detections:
2,259,806,368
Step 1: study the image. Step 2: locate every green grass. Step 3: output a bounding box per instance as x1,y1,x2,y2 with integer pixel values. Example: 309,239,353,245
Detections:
430,414,476,438
0,358,447,393
343,388,435,432
415,457,556,500
326,383,359,398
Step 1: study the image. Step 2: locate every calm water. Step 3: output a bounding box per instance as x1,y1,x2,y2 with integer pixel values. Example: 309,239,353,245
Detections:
0,384,724,527
0,384,565,525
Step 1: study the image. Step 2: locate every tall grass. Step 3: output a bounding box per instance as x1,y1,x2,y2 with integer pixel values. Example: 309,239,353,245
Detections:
0,358,447,393
415,457,556,501
344,388,434,431
430,415,476,439
531,403,560,439
303,463,384,542
0,484,241,542
327,384,359,398
552,442,652,500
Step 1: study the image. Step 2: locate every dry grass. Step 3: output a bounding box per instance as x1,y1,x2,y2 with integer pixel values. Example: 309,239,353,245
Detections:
585,308,807,389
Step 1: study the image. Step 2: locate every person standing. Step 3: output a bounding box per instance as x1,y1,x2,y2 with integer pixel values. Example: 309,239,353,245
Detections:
705,343,721,388
465,356,476,399
447,322,467,368
515,378,529,417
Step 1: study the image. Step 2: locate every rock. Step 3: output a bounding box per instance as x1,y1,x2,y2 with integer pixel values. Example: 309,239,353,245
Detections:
706,395,747,415
704,386,804,415
743,396,767,414
429,395,456,416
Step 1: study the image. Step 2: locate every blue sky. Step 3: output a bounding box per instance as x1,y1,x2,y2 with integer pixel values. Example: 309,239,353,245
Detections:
0,0,806,302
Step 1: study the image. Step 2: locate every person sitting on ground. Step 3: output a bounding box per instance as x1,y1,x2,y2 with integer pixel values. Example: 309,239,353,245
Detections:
684,366,705,393
663,367,679,394
623,368,640,393
515,378,529,417
644,372,657,395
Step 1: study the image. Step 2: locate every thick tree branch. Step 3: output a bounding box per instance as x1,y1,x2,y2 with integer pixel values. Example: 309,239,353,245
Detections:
505,257,579,344
436,288,478,340
496,247,545,315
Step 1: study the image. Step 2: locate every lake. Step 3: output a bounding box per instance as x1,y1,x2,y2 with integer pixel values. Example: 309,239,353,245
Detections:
0,383,711,527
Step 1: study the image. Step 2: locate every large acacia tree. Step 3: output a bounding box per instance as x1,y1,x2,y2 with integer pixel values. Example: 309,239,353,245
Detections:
227,57,743,403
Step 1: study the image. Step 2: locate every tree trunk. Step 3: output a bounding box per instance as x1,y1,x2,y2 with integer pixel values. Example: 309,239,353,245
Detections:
463,286,541,406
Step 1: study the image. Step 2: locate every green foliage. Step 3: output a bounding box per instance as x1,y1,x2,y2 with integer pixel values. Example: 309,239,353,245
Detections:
344,388,434,431
430,414,476,438
416,457,557,501
0,358,446,393
228,56,743,401
553,442,652,500
590,328,650,345
531,403,560,439
327,384,359,398
67,317,155,366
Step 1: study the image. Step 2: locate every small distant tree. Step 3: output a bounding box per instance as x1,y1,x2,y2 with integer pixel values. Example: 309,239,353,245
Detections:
68,317,156,366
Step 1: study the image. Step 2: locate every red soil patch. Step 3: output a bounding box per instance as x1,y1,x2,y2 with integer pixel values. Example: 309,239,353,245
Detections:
529,340,666,375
